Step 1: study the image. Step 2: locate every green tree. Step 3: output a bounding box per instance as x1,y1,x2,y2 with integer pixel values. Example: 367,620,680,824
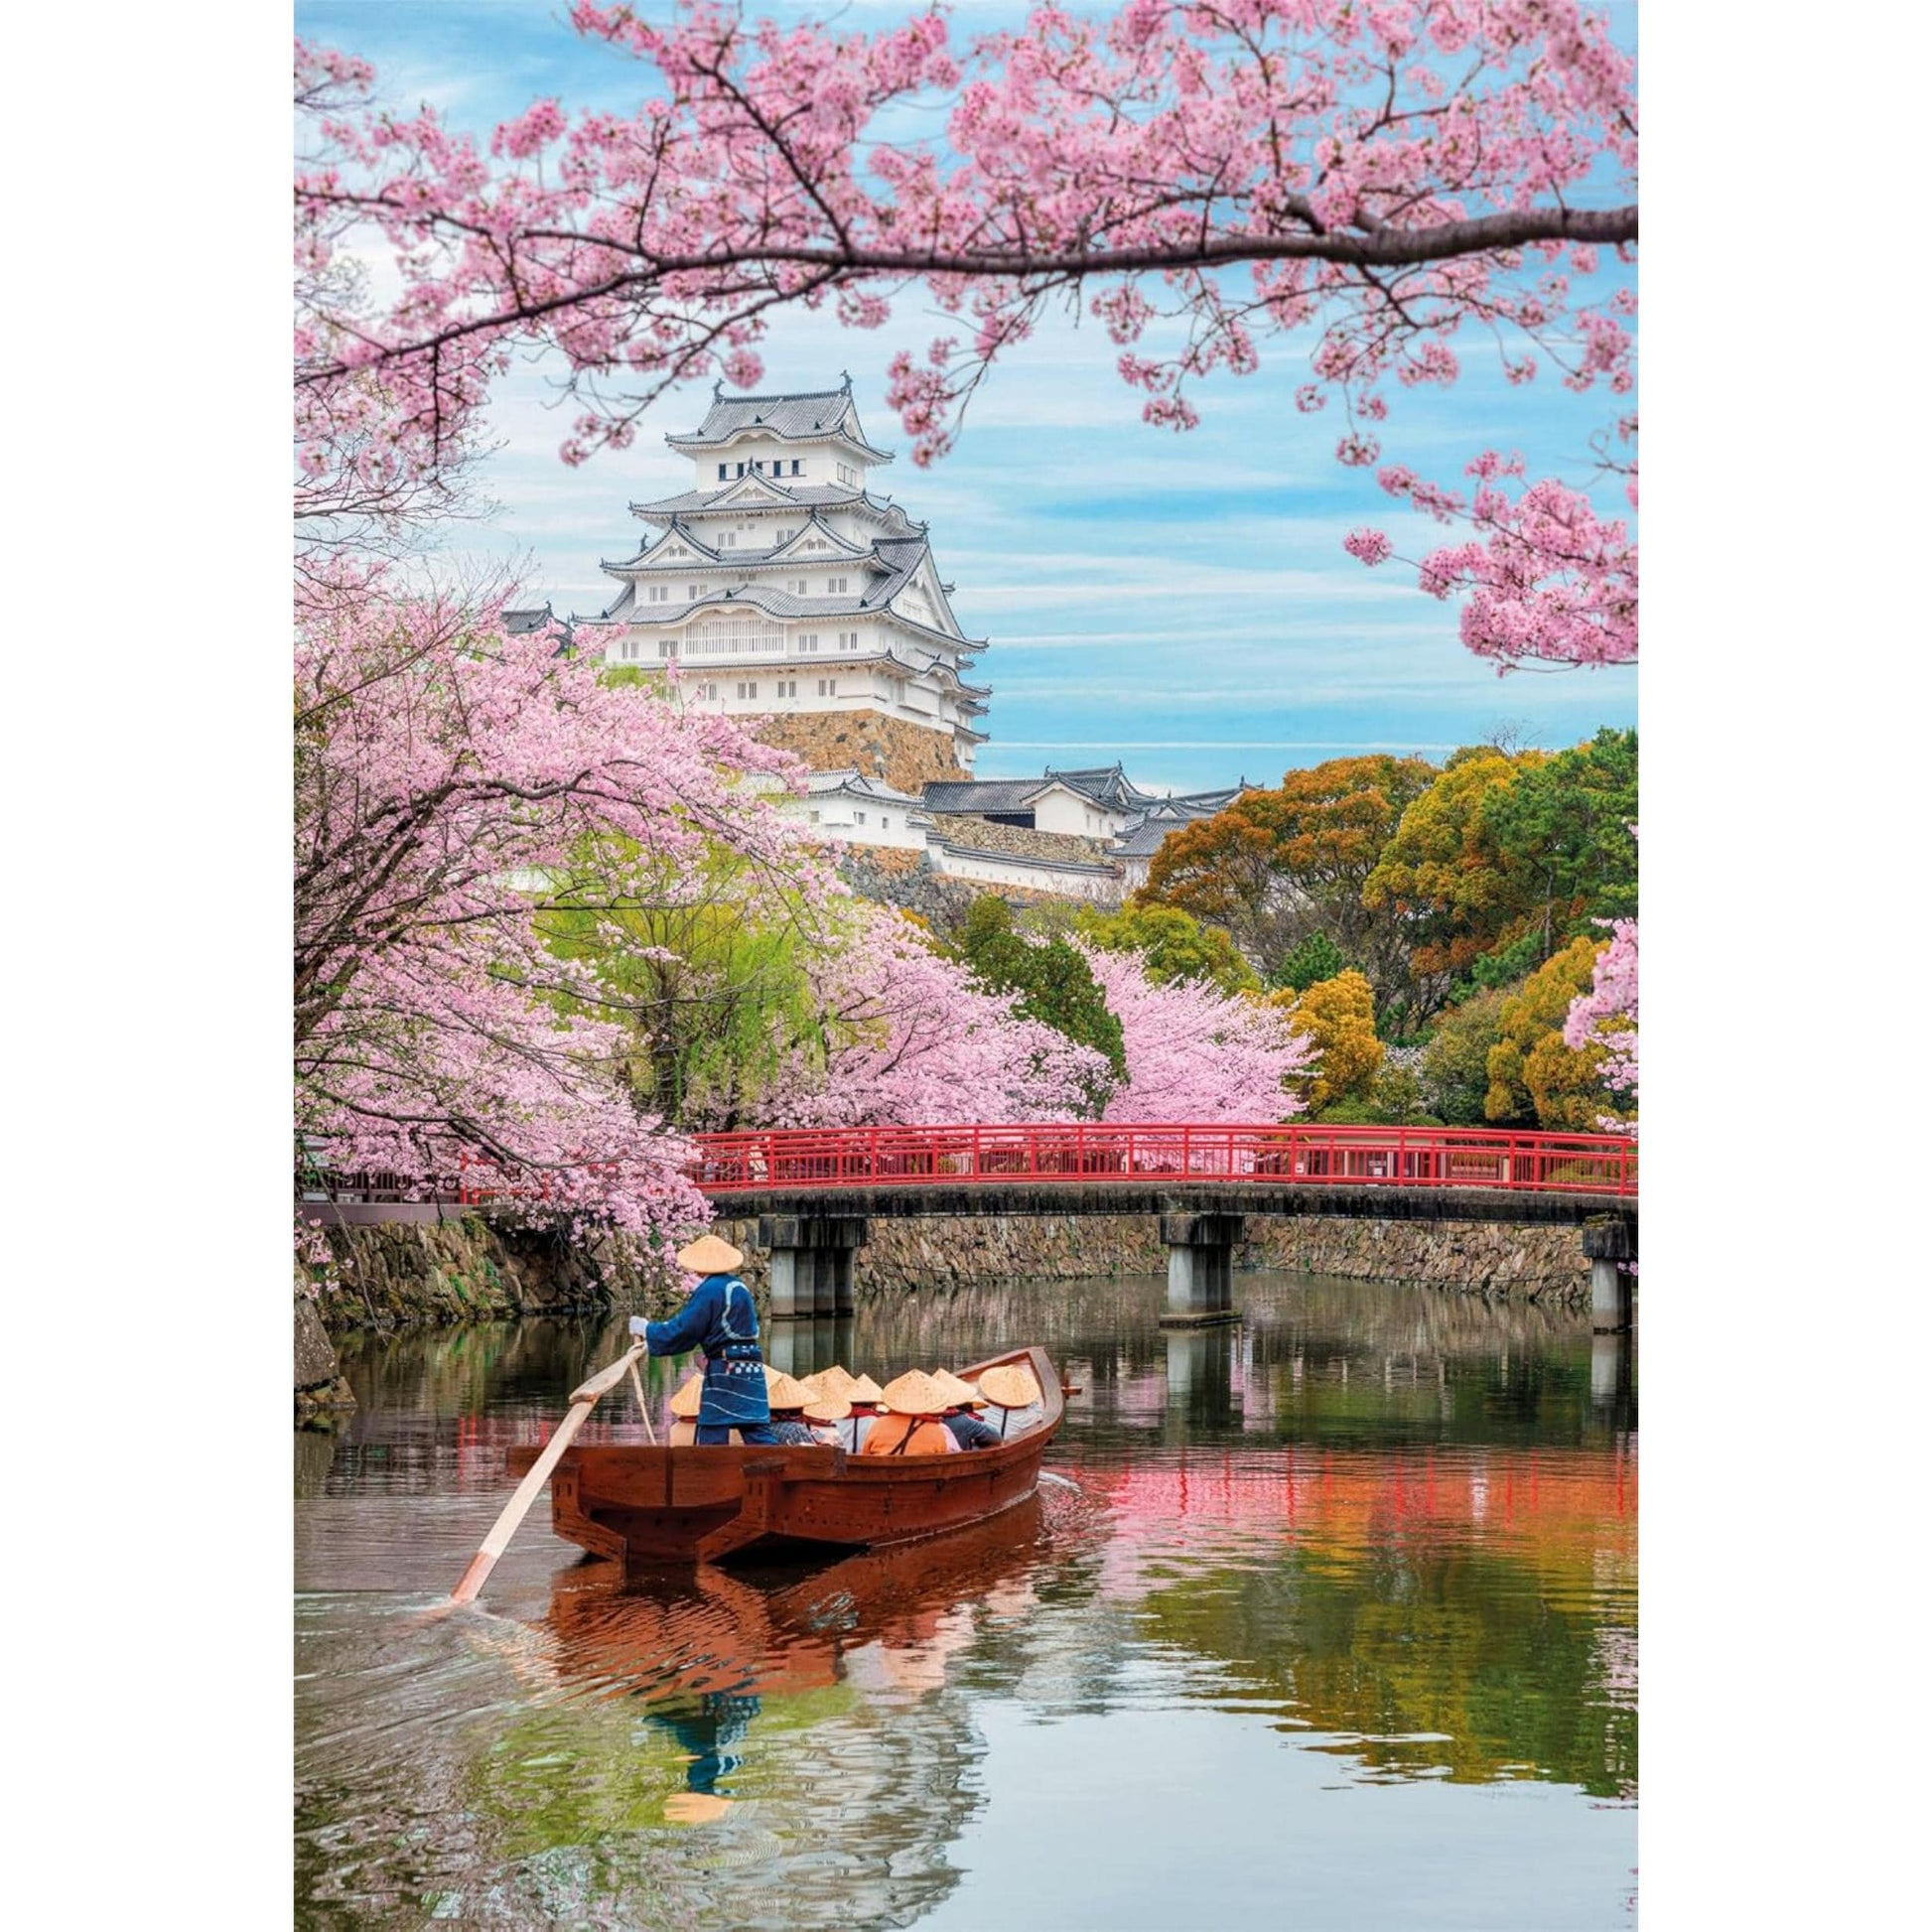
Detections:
538,841,822,1129
1479,727,1638,957
952,897,1126,1105
1077,901,1260,995
1421,990,1512,1125
1271,929,1348,994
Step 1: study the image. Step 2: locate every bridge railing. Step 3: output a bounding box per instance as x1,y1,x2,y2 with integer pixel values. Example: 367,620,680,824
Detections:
689,1123,1636,1198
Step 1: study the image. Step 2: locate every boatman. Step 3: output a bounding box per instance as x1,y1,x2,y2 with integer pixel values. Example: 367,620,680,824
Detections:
629,1233,778,1446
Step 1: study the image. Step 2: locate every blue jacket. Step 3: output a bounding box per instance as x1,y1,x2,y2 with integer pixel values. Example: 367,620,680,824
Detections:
636,1274,770,1429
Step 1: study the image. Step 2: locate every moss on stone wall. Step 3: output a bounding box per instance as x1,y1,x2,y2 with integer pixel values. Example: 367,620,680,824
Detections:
307,1215,684,1335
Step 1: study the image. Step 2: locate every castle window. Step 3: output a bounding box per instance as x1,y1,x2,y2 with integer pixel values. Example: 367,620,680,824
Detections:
817,677,838,696
717,464,728,481
647,584,669,603
687,584,699,600
827,576,848,594
657,640,677,659
736,462,746,478
736,680,759,700
797,633,819,652
790,578,808,596
839,630,859,650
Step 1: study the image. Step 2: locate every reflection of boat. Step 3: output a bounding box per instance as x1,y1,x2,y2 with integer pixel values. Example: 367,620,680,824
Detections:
504,1346,1062,1565
539,1494,1048,1702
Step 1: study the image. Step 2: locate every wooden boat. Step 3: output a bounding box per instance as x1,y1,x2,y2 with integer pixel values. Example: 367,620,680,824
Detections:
504,1344,1062,1566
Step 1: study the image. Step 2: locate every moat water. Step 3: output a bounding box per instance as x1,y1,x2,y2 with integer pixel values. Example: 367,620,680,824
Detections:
294,1272,1636,1929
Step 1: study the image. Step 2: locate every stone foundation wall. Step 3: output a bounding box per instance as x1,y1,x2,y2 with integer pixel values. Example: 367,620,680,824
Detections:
747,710,966,792
1244,1217,1587,1301
713,1211,1589,1305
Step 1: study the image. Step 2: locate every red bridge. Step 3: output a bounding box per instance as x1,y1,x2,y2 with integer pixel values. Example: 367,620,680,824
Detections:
312,1123,1636,1331
685,1122,1635,1199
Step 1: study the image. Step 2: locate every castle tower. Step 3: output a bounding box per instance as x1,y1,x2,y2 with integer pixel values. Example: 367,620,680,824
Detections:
586,377,989,788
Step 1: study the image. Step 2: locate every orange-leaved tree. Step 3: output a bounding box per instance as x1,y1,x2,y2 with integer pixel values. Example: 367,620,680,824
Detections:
1483,937,1617,1131
1142,756,1438,1022
1269,970,1385,1113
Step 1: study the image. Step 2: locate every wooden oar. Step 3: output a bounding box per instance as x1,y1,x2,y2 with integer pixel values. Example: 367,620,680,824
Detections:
449,1342,646,1605
627,1357,657,1445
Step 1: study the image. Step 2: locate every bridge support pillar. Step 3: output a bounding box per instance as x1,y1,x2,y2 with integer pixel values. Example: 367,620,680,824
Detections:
1583,1218,1636,1332
759,1215,868,1320
1159,1212,1244,1326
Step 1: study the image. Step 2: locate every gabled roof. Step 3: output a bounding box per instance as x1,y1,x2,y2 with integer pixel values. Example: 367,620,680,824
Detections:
803,769,927,807
1043,763,1157,812
665,379,895,463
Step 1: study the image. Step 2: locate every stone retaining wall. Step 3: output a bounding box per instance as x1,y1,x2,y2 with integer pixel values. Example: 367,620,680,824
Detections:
307,1215,658,1336
713,1210,1588,1305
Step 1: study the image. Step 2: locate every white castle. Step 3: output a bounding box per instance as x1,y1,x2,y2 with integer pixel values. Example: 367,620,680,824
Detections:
553,380,1246,902
584,376,988,773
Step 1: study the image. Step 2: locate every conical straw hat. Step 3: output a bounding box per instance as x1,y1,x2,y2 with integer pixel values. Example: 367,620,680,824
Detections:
879,1369,952,1418
803,1394,852,1423
669,1372,706,1420
763,1366,814,1410
675,1232,745,1274
802,1365,859,1402
977,1363,1042,1410
848,1373,885,1405
933,1370,986,1408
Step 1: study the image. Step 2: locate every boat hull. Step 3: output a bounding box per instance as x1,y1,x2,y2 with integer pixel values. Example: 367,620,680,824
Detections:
504,1345,1062,1565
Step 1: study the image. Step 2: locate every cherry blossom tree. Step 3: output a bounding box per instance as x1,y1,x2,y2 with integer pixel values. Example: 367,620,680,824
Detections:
1079,943,1314,1122
294,563,811,1237
761,907,1109,1125
1562,915,1636,1128
296,0,1636,669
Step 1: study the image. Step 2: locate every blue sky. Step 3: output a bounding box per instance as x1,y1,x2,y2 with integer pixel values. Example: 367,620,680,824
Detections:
299,0,1638,795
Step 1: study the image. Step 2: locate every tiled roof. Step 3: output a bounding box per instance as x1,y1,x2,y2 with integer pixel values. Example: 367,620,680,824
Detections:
919,777,1047,814
803,769,926,806
1113,819,1179,858
664,382,895,460
629,481,875,518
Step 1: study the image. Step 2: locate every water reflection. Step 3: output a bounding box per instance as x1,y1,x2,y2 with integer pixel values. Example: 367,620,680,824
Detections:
295,1273,1636,1929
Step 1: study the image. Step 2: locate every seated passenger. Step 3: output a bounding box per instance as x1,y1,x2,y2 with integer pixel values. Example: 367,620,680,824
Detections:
975,1362,1045,1440
762,1368,825,1447
861,1371,960,1455
801,1394,851,1446
934,1370,1002,1449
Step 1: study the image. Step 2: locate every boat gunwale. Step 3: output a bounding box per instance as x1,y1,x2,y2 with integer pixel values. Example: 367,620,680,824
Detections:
505,1344,1063,1493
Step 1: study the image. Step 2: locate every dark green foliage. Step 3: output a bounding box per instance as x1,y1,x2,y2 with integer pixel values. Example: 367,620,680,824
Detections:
954,897,1127,1101
1078,901,1260,994
1272,929,1348,993
1479,726,1637,956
